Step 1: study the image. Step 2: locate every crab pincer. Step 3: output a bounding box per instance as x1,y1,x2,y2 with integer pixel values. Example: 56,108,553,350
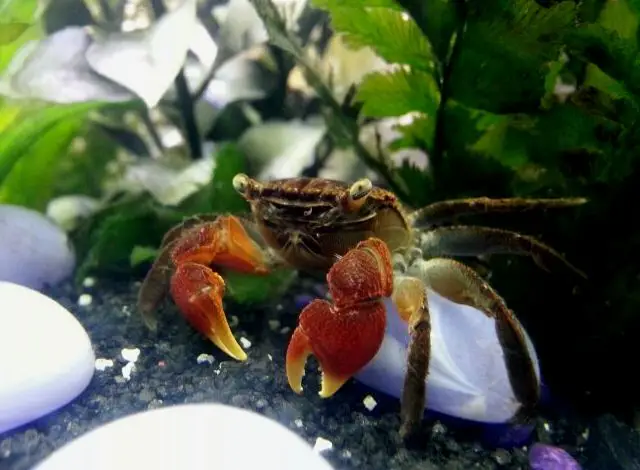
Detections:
286,238,393,397
138,215,270,361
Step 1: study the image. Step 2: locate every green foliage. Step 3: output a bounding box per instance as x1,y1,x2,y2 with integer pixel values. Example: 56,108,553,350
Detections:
0,0,43,72
0,102,108,210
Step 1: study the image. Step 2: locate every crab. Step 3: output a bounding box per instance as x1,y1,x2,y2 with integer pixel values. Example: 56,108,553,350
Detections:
137,174,586,439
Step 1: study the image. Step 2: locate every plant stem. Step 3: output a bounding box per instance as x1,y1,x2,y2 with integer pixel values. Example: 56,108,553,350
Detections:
149,0,203,159
430,2,467,190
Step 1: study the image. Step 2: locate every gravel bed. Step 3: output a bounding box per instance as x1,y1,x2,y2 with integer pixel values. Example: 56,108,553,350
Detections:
0,277,638,470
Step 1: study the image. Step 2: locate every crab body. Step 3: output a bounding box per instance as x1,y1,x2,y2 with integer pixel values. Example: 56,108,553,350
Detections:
137,174,585,441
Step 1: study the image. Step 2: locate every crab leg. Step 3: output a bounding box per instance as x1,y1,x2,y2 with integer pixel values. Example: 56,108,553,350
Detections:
286,238,393,398
138,215,269,361
418,225,587,279
391,276,431,439
402,258,540,436
409,197,587,227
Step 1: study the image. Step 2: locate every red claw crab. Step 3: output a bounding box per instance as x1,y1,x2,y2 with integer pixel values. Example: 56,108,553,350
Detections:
137,174,586,439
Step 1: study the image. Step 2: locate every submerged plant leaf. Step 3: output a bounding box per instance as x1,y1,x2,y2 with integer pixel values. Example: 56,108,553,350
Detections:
0,22,28,45
313,3,435,72
85,0,199,108
0,115,86,210
0,102,105,183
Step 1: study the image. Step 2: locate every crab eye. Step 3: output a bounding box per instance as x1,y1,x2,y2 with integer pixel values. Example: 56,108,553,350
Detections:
348,178,373,201
232,173,250,194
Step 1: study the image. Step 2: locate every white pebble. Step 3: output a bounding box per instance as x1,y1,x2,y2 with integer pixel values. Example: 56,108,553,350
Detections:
229,315,239,327
313,437,333,453
196,354,214,365
363,395,377,411
121,362,135,381
342,449,352,458
95,358,114,371
239,337,252,349
294,419,303,428
268,319,280,331
77,294,92,307
267,354,273,361
0,205,76,289
33,404,334,470
121,347,140,363
82,277,96,288
280,327,291,335
0,282,94,434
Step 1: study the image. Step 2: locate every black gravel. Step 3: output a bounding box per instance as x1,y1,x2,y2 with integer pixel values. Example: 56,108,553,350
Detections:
1,277,639,470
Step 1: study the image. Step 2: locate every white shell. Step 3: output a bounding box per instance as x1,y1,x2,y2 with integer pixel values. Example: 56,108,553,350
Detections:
0,282,95,434
0,204,75,289
355,290,541,423
34,404,336,470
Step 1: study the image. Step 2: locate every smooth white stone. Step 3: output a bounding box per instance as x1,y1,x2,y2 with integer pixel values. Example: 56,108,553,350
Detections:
34,404,336,470
0,204,75,290
0,282,95,434
355,289,541,424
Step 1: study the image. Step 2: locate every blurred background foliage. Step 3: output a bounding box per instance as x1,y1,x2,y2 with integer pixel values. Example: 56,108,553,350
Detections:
1,0,640,426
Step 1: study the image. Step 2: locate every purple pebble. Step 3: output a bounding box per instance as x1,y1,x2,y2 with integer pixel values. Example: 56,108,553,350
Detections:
529,443,582,470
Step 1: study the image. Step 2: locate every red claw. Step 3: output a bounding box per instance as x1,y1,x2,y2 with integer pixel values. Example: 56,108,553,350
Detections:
286,237,393,397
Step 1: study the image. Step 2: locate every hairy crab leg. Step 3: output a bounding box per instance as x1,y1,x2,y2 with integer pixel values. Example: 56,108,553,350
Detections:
408,197,587,228
286,238,393,398
406,257,541,427
138,215,270,361
390,276,431,439
418,225,587,279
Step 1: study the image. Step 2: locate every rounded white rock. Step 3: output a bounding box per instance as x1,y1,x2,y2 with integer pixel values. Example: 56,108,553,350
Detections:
355,289,541,424
0,204,76,290
0,282,95,434
34,403,336,470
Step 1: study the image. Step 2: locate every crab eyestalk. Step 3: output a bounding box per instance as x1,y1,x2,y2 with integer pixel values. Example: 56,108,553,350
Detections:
286,237,393,397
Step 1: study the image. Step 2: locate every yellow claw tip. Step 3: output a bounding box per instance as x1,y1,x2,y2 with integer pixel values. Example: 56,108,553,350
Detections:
318,372,349,398
209,334,247,362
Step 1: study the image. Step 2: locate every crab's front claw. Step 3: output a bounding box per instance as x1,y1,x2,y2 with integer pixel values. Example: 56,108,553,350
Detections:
286,237,393,398
170,262,248,361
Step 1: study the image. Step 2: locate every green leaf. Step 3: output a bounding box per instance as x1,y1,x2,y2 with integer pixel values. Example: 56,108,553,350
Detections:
179,142,250,214
73,195,181,281
312,2,435,72
356,68,440,151
0,102,104,184
0,22,28,45
0,114,86,210
407,0,460,65
130,245,159,267
0,0,44,72
224,269,297,305
312,0,402,9
448,0,578,113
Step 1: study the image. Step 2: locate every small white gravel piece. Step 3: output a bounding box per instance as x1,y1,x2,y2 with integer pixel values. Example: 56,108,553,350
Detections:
294,419,303,428
196,353,214,365
77,294,92,307
121,347,140,363
82,277,96,287
94,358,114,371
267,354,273,361
239,337,252,349
121,362,135,381
363,394,377,411
313,437,333,453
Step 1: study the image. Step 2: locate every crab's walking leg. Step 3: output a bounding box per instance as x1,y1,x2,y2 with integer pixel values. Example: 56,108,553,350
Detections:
286,238,393,398
405,257,540,427
409,197,587,227
419,225,587,279
391,276,431,439
138,215,269,361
